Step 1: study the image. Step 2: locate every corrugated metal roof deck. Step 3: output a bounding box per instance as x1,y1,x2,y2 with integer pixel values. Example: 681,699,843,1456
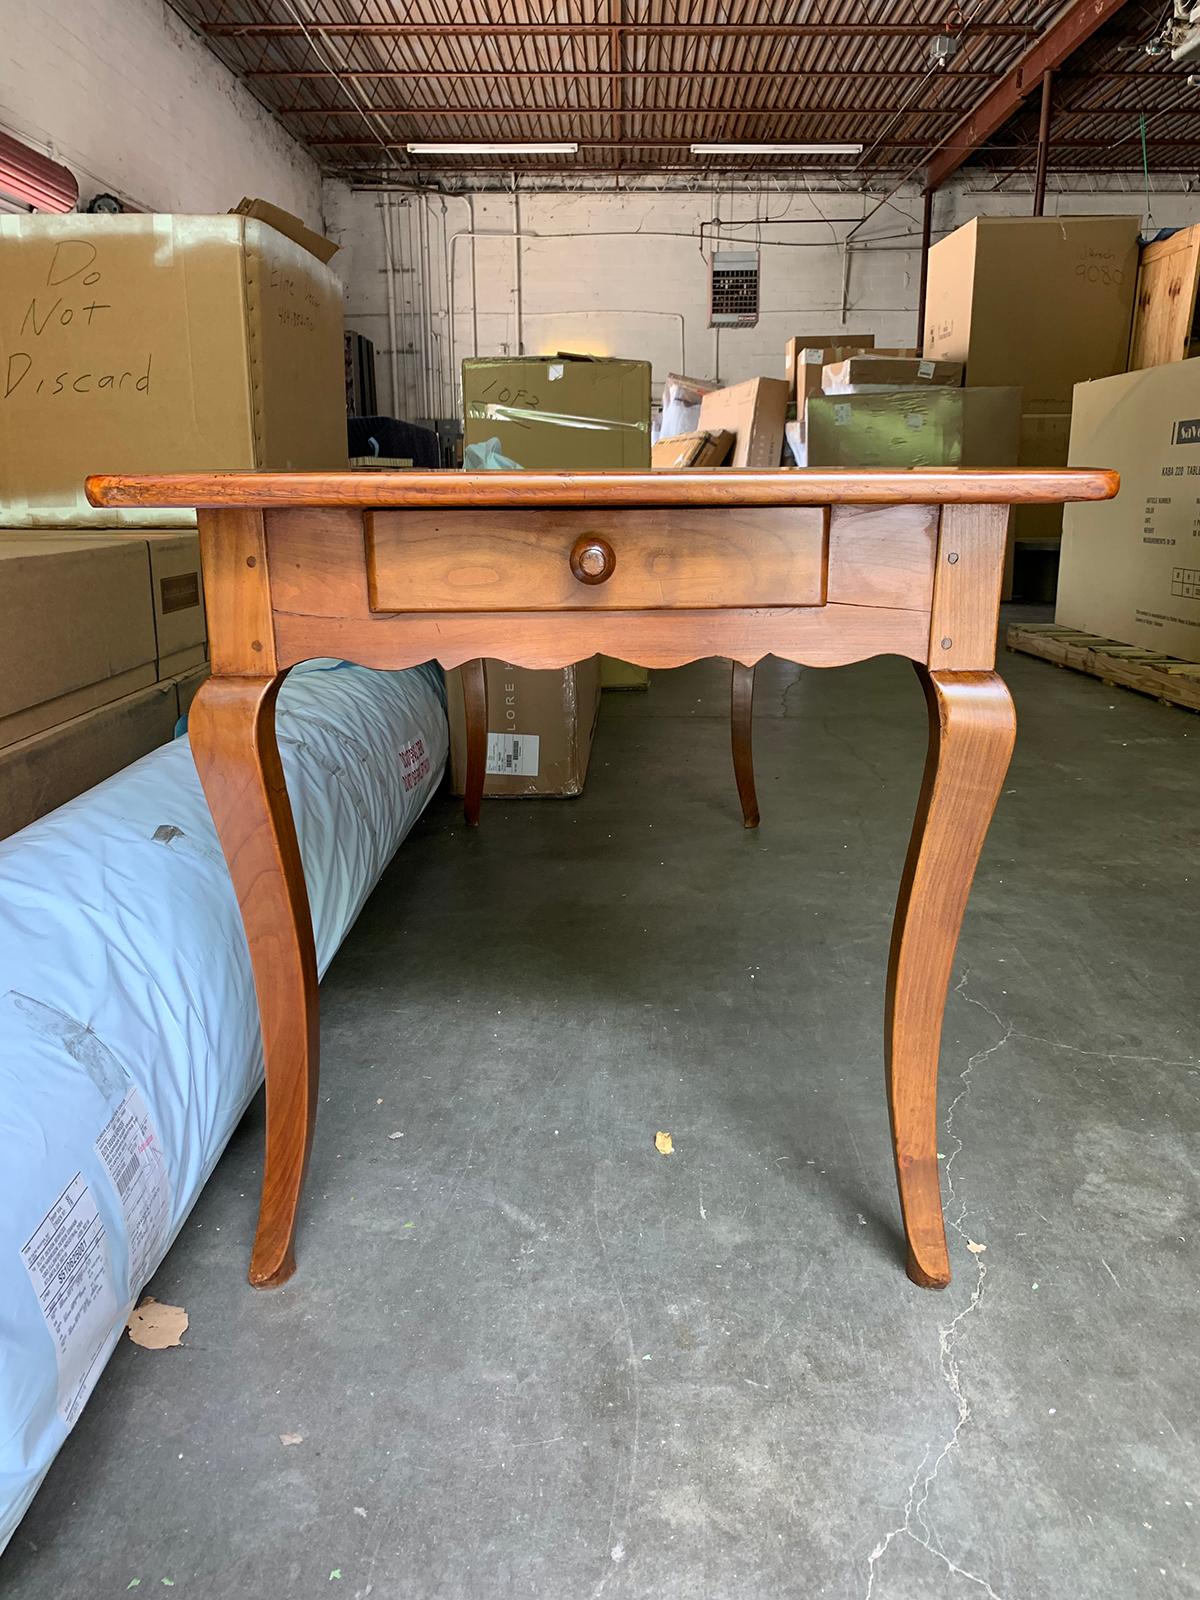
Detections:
174,0,1192,184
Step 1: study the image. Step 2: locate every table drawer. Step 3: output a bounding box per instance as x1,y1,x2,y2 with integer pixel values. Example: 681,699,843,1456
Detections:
365,507,828,612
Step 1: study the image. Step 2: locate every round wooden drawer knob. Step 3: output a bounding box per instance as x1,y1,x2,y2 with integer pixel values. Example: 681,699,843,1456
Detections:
570,536,616,586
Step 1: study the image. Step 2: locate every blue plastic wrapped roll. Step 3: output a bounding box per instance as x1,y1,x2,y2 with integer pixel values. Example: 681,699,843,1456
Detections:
0,660,447,1550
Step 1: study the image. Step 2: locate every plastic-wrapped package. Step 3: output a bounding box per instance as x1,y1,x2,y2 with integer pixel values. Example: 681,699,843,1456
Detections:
461,355,650,468
658,372,719,442
0,660,447,1550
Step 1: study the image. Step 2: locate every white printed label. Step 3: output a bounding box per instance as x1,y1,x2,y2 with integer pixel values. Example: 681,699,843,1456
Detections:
21,1175,118,1425
803,349,824,364
95,1087,170,1297
486,731,540,777
547,362,565,381
833,403,852,427
917,359,936,379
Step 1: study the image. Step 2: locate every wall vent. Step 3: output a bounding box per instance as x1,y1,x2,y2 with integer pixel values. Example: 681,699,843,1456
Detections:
709,250,760,328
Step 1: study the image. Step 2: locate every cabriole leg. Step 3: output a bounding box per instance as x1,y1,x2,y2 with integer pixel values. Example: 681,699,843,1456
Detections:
885,666,1016,1289
188,674,319,1288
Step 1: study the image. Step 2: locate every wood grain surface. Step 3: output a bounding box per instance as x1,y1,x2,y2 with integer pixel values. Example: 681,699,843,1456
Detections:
460,659,487,827
365,506,828,611
885,666,1016,1289
187,674,319,1288
730,662,760,829
196,508,277,676
128,469,1105,1289
928,504,1010,672
86,466,1120,510
271,602,932,674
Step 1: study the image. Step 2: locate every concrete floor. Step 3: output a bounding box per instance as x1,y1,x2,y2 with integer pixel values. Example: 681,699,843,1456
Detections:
4,630,1198,1599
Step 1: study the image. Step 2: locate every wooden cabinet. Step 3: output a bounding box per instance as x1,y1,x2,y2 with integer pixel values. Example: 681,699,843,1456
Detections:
1128,224,1200,371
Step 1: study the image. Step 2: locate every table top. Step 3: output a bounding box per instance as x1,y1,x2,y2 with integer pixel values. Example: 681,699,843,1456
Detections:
85,467,1119,511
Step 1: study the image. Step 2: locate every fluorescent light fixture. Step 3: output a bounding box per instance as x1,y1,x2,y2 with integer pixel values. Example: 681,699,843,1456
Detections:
690,142,863,156
405,141,578,155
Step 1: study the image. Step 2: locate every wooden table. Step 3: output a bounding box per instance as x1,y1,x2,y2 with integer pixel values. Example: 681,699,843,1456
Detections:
86,467,1117,1292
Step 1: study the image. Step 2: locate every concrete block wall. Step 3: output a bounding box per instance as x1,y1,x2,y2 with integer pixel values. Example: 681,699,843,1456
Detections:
1,0,321,223
324,179,1200,424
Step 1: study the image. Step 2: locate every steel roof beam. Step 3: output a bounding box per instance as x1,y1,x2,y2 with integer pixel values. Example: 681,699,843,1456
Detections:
924,0,1138,188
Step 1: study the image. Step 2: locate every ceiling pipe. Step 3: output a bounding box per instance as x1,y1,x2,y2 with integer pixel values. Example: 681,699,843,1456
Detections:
279,103,990,119
207,21,1038,37
252,68,1004,81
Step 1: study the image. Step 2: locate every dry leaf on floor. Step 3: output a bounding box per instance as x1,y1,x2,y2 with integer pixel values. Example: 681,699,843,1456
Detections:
126,1298,188,1350
279,1432,304,1446
966,1239,987,1255
654,1131,674,1156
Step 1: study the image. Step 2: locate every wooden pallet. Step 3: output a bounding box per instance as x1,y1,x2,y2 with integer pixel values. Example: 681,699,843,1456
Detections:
1005,623,1200,713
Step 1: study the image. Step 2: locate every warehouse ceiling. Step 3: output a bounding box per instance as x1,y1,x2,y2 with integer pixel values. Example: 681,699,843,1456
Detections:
178,1,1195,189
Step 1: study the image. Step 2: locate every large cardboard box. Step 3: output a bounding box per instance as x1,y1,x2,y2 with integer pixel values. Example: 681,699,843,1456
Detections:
1058,360,1200,661
0,535,156,746
699,377,789,467
0,213,348,528
1012,413,1075,545
144,532,207,678
822,355,963,393
461,353,644,794
446,657,601,798
0,675,190,840
784,333,873,397
651,429,734,468
922,216,1139,413
803,387,1022,469
463,355,650,468
0,530,206,748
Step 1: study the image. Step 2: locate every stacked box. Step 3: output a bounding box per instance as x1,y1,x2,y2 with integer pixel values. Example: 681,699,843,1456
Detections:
0,212,348,528
0,205,346,830
454,355,652,790
0,531,208,838
922,215,1140,545
1058,358,1200,661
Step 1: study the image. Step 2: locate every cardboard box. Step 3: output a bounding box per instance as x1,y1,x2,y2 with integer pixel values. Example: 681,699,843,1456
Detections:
0,213,348,528
0,530,206,748
785,333,873,395
0,534,156,747
698,377,789,467
461,354,645,793
0,675,188,840
145,532,207,678
821,355,963,394
1058,359,1200,661
651,429,734,469
1011,413,1074,546
463,355,651,469
788,344,920,436
922,215,1139,414
445,657,601,797
803,386,1022,469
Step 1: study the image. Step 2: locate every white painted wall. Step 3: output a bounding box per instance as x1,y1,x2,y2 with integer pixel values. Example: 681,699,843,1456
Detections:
0,0,321,224
325,178,1200,422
